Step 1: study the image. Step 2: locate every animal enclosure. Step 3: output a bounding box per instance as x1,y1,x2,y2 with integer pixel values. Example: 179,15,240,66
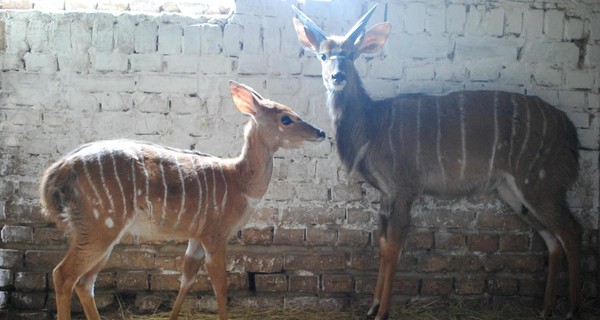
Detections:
0,0,599,318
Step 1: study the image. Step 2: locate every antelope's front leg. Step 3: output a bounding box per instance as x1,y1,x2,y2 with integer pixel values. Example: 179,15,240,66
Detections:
170,239,205,320
370,198,413,320
202,241,228,320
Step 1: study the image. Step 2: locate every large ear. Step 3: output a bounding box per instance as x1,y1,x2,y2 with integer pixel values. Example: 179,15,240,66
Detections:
229,81,260,116
293,17,321,52
355,22,391,54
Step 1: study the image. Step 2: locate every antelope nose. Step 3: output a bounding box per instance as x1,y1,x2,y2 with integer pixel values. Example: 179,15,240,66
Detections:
331,72,346,82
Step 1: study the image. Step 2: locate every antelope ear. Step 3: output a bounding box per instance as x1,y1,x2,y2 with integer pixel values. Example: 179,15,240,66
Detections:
229,81,259,116
355,22,391,54
293,17,321,52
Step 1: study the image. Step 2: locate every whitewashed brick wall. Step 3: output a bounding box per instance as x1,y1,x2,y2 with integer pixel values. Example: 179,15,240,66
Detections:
0,0,598,313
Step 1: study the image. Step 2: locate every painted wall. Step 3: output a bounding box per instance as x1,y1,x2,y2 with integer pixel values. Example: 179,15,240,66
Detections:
0,0,598,315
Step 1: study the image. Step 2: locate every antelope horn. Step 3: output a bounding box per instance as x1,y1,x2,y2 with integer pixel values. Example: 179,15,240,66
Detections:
344,5,378,44
292,5,327,45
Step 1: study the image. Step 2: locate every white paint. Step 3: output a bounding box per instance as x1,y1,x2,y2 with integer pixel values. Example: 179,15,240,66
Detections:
488,91,499,183
105,217,114,228
459,93,466,180
388,106,397,173
435,97,447,185
515,100,531,168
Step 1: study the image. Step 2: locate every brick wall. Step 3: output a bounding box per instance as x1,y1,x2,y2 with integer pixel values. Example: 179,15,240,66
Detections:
0,0,599,315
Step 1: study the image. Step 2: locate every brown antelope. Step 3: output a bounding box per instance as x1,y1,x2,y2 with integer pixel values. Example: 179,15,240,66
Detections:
293,5,581,320
39,81,325,320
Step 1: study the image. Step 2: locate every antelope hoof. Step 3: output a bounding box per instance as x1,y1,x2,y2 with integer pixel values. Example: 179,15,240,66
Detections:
366,303,379,317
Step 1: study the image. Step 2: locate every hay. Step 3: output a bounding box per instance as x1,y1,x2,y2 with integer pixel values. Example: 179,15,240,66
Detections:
96,297,600,320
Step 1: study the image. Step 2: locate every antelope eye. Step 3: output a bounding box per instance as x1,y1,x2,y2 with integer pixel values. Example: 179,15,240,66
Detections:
320,53,327,61
281,115,293,126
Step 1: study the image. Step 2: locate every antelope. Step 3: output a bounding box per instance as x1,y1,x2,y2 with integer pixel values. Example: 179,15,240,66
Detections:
293,6,581,320
39,81,325,320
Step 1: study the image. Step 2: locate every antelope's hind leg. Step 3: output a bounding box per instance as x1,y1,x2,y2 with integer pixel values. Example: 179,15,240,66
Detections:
53,237,117,320
498,182,582,318
170,239,205,320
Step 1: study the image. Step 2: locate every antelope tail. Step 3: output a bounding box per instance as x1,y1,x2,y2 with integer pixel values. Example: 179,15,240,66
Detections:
39,159,78,229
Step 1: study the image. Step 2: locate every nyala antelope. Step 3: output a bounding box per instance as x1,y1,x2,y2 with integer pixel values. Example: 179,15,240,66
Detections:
39,81,325,320
293,5,581,320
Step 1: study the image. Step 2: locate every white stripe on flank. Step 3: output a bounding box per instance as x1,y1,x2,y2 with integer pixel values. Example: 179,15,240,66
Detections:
508,94,519,168
173,155,186,228
416,97,421,171
188,155,203,233
198,160,210,234
211,161,217,213
459,93,466,180
159,157,168,226
515,98,531,168
139,149,153,218
82,156,104,208
389,107,397,173
131,156,137,214
96,150,115,213
527,100,547,174
219,162,228,212
488,91,499,183
111,151,127,216
435,97,447,185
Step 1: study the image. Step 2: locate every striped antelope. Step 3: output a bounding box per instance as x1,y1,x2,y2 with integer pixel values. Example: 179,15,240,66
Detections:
39,81,325,320
293,5,581,320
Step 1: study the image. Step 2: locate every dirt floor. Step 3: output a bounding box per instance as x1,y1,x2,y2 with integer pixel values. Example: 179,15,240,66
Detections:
103,298,600,320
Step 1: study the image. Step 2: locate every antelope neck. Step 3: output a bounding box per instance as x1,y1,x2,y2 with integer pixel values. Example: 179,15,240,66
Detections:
235,120,275,198
327,66,373,171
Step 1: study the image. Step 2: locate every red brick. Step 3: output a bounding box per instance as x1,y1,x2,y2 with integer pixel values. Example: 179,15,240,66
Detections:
273,228,305,246
255,274,286,292
14,272,46,291
96,272,115,289
154,254,184,271
318,296,348,311
487,278,518,295
284,296,318,308
499,234,530,252
25,250,63,271
118,271,149,291
417,255,480,272
240,227,273,245
285,253,346,271
0,249,23,268
392,278,419,295
1,225,33,243
289,275,318,294
337,229,370,247
350,250,378,271
476,212,529,231
412,210,474,228
456,274,486,295
106,250,155,270
435,232,466,250
33,227,66,245
235,296,283,308
10,292,47,309
405,232,434,251
226,272,249,291
468,234,499,252
306,228,337,246
346,208,374,225
421,278,453,295
281,207,344,225
482,255,544,273
519,278,545,297
322,274,354,293
243,253,283,273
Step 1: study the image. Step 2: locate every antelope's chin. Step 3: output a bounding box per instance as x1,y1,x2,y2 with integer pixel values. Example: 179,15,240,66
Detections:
327,80,347,92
